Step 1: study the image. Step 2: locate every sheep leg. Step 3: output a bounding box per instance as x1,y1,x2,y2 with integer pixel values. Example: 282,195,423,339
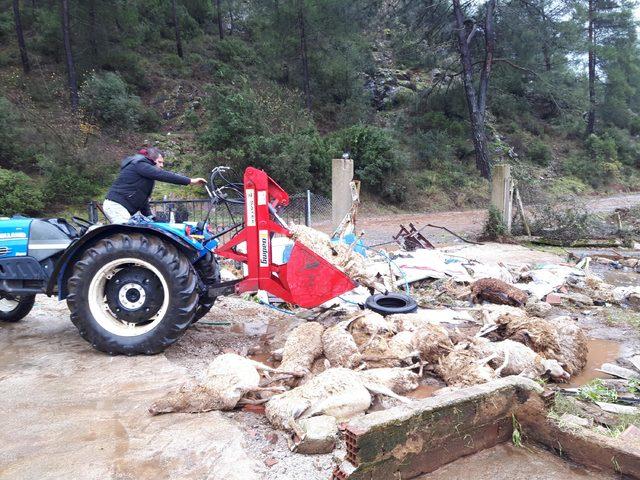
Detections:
260,374,298,386
476,353,497,366
364,382,412,404
250,386,287,393
287,417,307,446
476,324,499,338
494,349,510,377
237,397,270,406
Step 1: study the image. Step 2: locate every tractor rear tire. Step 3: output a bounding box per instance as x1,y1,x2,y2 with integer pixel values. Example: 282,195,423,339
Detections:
67,233,198,355
0,294,35,322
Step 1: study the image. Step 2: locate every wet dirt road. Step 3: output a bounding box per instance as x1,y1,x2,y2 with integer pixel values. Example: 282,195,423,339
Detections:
344,191,640,247
0,298,266,480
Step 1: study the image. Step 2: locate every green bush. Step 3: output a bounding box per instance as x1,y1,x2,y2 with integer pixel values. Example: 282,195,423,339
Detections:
0,98,23,169
199,82,268,151
37,153,104,206
138,108,162,131
527,138,553,166
0,168,44,215
160,53,191,78
214,38,257,67
100,51,149,90
0,11,12,43
563,134,623,188
482,205,507,240
80,72,142,131
330,125,403,192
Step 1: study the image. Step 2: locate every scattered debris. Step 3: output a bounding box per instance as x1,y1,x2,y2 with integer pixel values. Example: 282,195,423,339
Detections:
597,363,640,381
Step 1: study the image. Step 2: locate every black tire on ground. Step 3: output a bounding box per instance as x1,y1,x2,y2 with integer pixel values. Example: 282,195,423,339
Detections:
191,252,220,324
0,294,36,322
364,293,418,316
67,233,198,355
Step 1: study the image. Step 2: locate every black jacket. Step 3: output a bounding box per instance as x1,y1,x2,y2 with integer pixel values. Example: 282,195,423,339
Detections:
106,154,190,215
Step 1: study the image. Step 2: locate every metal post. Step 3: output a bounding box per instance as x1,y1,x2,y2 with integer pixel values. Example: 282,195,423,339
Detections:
87,201,97,223
305,190,312,226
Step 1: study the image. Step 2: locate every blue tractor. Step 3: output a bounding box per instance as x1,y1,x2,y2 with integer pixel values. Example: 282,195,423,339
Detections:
0,167,356,355
0,213,223,355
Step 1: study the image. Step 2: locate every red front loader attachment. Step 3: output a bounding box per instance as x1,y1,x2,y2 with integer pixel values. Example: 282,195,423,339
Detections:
215,167,356,309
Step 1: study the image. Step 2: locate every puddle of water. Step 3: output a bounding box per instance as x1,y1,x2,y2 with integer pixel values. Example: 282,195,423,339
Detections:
420,442,615,480
568,338,620,387
247,352,277,368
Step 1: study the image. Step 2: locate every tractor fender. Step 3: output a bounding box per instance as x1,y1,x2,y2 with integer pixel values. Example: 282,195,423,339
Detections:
47,224,200,299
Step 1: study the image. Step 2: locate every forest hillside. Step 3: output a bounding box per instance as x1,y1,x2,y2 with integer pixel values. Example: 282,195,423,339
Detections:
1,0,639,216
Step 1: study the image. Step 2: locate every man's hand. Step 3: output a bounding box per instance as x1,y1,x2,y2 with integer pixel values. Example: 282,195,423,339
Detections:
190,177,208,186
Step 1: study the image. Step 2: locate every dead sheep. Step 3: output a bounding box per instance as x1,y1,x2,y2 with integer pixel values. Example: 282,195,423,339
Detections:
265,368,411,437
265,368,372,436
348,311,394,348
472,338,570,381
471,278,528,307
278,322,325,378
322,322,362,369
434,345,498,387
494,314,587,375
357,367,420,394
149,353,287,415
386,313,453,363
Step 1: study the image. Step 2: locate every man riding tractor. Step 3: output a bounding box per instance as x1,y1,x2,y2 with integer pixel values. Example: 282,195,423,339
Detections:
103,147,207,223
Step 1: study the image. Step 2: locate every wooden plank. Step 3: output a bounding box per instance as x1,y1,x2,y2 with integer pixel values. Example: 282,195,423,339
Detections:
596,363,640,380
514,188,531,237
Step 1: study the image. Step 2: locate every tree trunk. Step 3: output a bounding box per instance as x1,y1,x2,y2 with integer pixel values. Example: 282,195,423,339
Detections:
60,0,78,110
297,0,311,110
452,0,492,180
13,0,30,74
172,0,184,58
216,0,224,40
540,4,552,72
88,0,98,57
587,0,596,135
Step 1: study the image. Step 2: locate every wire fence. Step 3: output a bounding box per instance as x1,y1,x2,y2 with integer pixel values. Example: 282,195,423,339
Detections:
88,192,333,242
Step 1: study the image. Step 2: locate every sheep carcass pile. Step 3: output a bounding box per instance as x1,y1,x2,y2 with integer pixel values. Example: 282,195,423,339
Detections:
287,224,378,289
493,314,588,375
149,353,287,415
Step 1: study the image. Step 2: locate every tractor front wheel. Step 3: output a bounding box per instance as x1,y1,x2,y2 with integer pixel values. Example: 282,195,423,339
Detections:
0,294,35,322
67,234,197,355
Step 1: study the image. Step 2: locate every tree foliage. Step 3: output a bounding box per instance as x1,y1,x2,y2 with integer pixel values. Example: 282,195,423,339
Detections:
0,0,640,215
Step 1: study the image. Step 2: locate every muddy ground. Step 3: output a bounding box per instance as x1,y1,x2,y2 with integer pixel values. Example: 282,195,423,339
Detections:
2,240,640,479
4,188,640,479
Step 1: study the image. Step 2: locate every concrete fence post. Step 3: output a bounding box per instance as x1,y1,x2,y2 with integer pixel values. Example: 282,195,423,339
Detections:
305,190,311,227
490,164,514,234
332,158,354,229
